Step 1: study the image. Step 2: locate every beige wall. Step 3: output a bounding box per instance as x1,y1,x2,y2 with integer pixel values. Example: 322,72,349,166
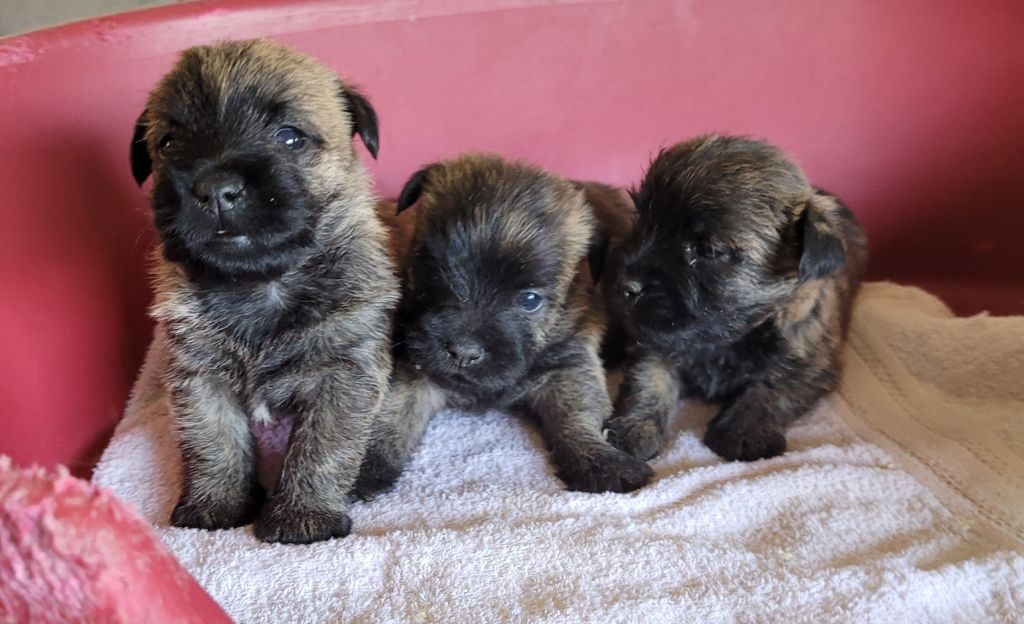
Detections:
0,0,185,37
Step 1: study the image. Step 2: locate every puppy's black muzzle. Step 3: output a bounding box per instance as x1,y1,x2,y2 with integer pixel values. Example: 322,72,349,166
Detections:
443,337,485,369
192,170,246,233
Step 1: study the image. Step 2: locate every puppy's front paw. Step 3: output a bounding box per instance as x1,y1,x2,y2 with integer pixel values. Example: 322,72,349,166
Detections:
253,503,352,544
352,452,405,501
170,487,263,530
605,415,663,460
704,413,786,461
555,447,653,494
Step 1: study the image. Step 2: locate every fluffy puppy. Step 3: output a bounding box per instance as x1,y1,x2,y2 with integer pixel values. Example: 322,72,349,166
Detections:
604,135,867,462
354,155,652,495
129,39,398,543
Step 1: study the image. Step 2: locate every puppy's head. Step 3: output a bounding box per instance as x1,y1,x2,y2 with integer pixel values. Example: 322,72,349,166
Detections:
130,39,379,280
607,135,849,348
394,155,600,395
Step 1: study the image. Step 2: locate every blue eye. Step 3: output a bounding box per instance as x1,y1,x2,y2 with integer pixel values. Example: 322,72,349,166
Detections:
274,126,306,150
517,291,544,312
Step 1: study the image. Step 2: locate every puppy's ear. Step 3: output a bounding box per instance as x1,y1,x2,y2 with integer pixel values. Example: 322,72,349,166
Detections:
572,180,632,284
797,193,847,281
396,165,437,214
338,83,379,159
130,110,152,186
586,226,610,285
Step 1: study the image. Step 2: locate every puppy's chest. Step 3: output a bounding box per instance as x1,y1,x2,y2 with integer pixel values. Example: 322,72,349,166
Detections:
165,279,333,381
673,324,783,401
197,280,330,347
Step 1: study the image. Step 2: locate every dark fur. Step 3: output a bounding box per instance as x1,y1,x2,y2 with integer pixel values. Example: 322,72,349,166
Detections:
353,155,652,497
130,40,398,543
604,135,867,461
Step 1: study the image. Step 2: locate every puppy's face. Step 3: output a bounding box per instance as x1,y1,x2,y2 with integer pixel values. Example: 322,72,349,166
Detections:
130,39,379,279
394,156,595,395
607,136,839,349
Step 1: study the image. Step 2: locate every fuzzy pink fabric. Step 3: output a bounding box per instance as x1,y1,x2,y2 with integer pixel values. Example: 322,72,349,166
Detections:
0,456,230,623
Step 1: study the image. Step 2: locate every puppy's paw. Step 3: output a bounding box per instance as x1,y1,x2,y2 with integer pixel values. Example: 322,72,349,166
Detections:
605,416,663,461
704,414,786,462
170,487,263,531
253,504,352,544
351,453,405,501
555,447,653,494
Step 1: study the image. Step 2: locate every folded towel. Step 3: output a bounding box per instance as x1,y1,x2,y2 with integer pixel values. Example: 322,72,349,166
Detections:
93,282,1024,623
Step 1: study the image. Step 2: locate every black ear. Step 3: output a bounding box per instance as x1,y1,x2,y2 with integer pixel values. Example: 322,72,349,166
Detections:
130,110,152,186
586,227,610,285
339,84,379,159
396,165,436,214
797,194,846,281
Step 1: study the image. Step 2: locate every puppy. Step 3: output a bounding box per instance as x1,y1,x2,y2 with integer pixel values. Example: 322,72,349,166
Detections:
354,155,652,495
129,40,398,543
604,135,867,462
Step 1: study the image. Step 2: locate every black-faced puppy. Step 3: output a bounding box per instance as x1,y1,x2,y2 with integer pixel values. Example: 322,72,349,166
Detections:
604,135,867,462
354,155,652,496
129,39,398,543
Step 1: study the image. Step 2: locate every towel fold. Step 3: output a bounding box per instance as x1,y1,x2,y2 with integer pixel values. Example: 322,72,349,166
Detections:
93,282,1024,623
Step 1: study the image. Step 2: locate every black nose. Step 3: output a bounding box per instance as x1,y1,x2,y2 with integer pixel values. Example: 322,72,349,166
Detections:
444,338,485,368
192,171,245,217
620,279,644,301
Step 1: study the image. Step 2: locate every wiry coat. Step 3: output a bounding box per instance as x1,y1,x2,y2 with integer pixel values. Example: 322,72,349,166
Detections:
605,135,867,461
354,155,652,495
130,40,398,543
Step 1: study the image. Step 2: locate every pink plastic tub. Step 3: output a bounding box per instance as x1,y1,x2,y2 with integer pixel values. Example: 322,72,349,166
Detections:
1,0,1021,473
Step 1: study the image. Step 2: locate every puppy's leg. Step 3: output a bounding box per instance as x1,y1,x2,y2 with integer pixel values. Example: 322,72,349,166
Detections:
169,373,262,530
605,353,680,460
703,370,834,461
253,360,386,544
529,350,653,493
353,369,446,499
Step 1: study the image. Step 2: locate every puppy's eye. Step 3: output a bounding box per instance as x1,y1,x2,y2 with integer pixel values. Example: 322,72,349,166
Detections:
697,242,729,260
274,126,306,150
157,134,174,153
516,291,544,312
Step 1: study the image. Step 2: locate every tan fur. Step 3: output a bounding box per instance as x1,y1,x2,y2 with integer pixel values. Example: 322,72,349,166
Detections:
605,135,868,463
355,155,651,496
141,40,398,543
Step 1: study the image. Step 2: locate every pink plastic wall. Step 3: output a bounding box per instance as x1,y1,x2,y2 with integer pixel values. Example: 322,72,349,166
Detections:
0,0,1021,473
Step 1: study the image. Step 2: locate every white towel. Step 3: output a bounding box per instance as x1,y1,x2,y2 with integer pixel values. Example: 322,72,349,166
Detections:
93,282,1024,623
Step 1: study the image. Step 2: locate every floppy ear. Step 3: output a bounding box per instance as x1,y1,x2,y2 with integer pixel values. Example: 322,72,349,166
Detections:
586,226,610,285
129,110,152,186
338,83,379,159
571,180,632,284
396,165,436,214
797,193,847,281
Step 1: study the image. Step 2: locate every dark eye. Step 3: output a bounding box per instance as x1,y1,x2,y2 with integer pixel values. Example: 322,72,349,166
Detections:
157,134,174,153
698,242,729,260
274,126,306,150
516,291,544,312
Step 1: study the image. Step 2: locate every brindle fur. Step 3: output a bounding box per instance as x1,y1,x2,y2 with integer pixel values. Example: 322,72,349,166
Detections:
354,155,652,496
605,135,867,462
130,40,398,543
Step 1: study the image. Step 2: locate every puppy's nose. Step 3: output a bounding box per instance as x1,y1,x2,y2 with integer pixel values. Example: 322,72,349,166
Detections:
620,279,644,301
444,338,485,368
192,172,245,215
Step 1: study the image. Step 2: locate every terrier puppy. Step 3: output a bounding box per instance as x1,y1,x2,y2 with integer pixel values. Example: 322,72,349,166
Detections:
604,135,867,462
129,39,398,543
354,155,652,495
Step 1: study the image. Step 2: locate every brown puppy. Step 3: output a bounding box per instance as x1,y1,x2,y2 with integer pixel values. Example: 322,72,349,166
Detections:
354,155,652,495
129,40,398,543
604,135,867,462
